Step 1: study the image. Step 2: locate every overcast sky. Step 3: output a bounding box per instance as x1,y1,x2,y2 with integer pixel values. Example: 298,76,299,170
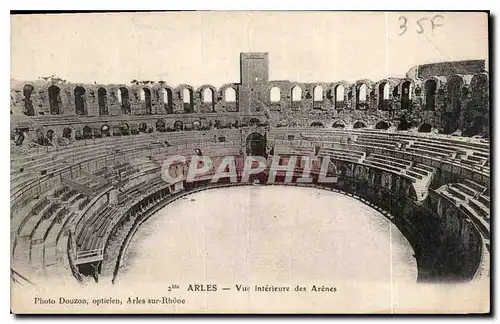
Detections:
11,11,488,87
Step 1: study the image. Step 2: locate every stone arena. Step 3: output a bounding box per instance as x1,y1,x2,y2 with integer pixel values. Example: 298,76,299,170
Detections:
10,52,490,288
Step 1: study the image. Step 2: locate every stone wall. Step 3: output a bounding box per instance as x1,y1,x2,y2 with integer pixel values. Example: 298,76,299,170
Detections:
11,58,490,138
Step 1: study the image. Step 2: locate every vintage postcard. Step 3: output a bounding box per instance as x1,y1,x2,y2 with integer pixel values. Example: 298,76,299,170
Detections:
10,11,490,314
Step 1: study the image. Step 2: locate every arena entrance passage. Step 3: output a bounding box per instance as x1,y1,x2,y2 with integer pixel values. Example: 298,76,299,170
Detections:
246,132,267,156
375,121,390,130
310,122,324,128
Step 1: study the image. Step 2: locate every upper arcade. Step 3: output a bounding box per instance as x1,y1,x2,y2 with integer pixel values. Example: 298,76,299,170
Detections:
10,52,489,137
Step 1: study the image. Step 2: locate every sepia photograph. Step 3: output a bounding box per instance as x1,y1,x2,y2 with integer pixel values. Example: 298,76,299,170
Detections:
9,10,490,314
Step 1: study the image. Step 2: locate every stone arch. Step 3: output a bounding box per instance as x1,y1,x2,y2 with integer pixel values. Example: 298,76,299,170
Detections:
74,86,86,115
219,84,239,112
442,75,464,134
118,87,131,114
397,115,411,131
375,121,390,130
224,87,236,102
332,120,346,129
156,119,166,132
138,122,148,133
356,82,368,110
291,85,302,110
197,85,216,113
182,87,194,113
424,79,438,110
82,125,93,139
161,87,173,114
462,116,485,137
48,85,61,115
291,86,302,102
334,84,345,109
97,87,108,116
141,88,152,114
463,73,489,137
313,85,324,103
101,124,111,137
62,127,73,139
246,132,267,157
310,121,324,127
119,122,130,136
192,120,201,130
46,129,55,142
173,120,184,131
401,80,412,110
353,121,367,129
270,86,281,103
23,84,35,116
378,81,390,110
249,118,261,126
202,88,213,103
418,123,432,133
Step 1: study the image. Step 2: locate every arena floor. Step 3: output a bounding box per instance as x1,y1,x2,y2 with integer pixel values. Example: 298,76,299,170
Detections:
118,186,418,287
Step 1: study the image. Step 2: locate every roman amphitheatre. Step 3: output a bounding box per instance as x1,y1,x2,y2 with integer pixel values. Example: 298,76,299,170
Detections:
10,52,490,289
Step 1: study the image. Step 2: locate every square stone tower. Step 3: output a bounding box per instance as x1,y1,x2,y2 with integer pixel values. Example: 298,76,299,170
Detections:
239,52,269,113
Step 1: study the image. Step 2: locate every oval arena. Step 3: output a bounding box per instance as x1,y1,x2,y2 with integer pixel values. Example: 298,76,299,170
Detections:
10,53,490,287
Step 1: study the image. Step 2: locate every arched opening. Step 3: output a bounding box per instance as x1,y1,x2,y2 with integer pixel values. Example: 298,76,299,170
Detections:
464,74,489,137
418,123,432,133
162,88,173,114
291,86,302,101
74,86,86,115
335,85,345,109
182,88,194,113
156,119,166,132
397,116,411,131
46,129,55,142
310,122,324,127
375,121,390,130
120,123,130,136
174,120,183,131
101,124,110,137
82,126,93,139
401,81,412,110
202,88,215,112
23,84,35,116
471,74,488,113
138,123,148,133
62,127,72,139
119,87,131,114
291,86,302,110
332,121,345,129
378,82,390,110
143,88,152,114
249,118,260,126
98,87,108,115
224,87,236,102
246,132,267,157
202,88,212,103
270,87,280,103
313,86,323,108
353,121,367,129
192,120,201,130
442,76,462,134
48,85,61,115
424,80,437,110
356,83,368,110
462,116,484,137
